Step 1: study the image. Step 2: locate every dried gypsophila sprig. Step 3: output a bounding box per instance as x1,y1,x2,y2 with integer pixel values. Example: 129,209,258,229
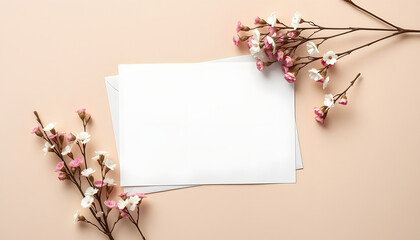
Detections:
32,109,146,240
233,0,420,87
314,73,361,124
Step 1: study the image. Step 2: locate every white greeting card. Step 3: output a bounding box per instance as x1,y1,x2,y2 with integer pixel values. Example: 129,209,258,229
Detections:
119,61,296,186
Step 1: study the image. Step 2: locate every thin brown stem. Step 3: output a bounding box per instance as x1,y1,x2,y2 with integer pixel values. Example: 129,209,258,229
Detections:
344,0,400,30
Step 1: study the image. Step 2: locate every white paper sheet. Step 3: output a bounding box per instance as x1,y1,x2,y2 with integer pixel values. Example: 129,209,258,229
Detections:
105,55,303,193
118,61,296,186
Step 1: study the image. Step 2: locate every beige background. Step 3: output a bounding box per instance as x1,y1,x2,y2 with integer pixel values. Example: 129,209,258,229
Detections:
1,0,420,239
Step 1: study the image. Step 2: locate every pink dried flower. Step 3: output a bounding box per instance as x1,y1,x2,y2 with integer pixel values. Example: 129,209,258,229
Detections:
76,108,86,114
233,35,240,46
276,51,284,62
284,72,296,83
55,162,65,172
31,125,41,134
276,33,284,43
268,27,276,36
281,65,289,73
264,49,274,60
94,180,106,188
315,116,325,125
263,37,271,49
256,59,264,71
254,17,261,24
67,133,76,143
236,21,242,33
118,192,128,197
48,133,58,139
288,31,296,38
58,172,66,181
314,107,324,117
338,96,348,105
284,56,293,67
132,193,147,198
104,200,117,208
69,157,83,168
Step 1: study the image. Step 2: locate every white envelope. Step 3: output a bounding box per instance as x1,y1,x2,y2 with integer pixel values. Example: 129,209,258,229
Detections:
105,55,303,194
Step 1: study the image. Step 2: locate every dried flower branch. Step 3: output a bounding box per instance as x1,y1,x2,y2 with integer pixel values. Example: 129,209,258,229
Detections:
314,73,361,124
32,110,146,240
233,0,419,123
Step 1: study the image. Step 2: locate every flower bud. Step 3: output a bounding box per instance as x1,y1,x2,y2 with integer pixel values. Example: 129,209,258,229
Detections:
59,134,65,145
77,108,86,120
240,25,250,31
254,16,266,24
78,215,86,222
31,125,43,137
315,116,325,125
58,172,67,181
89,175,94,182
314,107,324,117
85,114,91,124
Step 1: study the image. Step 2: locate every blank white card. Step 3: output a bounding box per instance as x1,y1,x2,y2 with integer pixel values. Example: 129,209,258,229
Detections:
119,62,296,186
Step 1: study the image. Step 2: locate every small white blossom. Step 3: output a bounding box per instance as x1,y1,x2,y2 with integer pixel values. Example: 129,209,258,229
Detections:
266,12,277,27
85,187,98,196
118,199,128,210
265,36,276,54
81,168,95,177
250,29,261,58
73,210,80,224
81,195,94,208
306,41,319,55
104,159,116,171
42,142,55,155
126,195,141,211
249,29,268,62
323,51,338,66
43,123,56,131
308,68,324,82
61,145,72,156
324,94,335,108
323,77,330,89
103,178,116,185
291,11,302,30
76,131,91,144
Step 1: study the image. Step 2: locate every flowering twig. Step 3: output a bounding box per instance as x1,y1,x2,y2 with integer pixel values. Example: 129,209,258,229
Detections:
32,110,147,240
314,73,361,124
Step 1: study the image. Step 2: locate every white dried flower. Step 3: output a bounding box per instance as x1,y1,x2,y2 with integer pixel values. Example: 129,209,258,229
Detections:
266,12,277,27
306,41,319,55
81,168,95,177
324,94,335,108
76,131,91,144
81,195,94,208
291,11,302,30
